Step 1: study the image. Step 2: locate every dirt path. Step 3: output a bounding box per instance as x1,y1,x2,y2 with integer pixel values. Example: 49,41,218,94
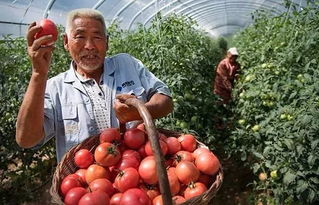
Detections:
211,146,255,205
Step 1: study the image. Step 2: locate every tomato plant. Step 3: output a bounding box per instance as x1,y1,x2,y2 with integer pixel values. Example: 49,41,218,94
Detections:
227,3,319,203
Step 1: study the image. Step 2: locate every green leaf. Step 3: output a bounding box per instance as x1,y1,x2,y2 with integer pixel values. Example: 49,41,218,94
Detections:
310,177,319,185
307,154,316,166
253,151,264,159
311,139,319,150
284,139,294,150
283,171,296,185
296,179,308,193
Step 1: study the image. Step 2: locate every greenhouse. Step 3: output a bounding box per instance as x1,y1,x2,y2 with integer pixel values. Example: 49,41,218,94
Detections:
0,0,318,204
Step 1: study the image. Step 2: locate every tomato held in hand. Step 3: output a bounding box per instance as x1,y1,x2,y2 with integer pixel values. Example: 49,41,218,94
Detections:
34,19,58,45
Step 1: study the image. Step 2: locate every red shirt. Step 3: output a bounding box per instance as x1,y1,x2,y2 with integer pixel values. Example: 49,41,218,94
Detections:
213,58,240,103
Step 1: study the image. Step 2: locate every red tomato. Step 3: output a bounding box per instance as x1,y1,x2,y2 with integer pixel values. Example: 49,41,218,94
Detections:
167,167,180,195
60,175,83,196
139,184,160,200
94,142,121,167
144,140,168,156
78,190,110,205
114,167,140,193
123,128,146,149
172,195,186,204
122,149,142,162
152,195,163,205
89,178,115,196
173,150,194,165
74,149,94,169
115,155,140,170
64,187,87,205
158,133,167,141
137,145,147,158
34,19,58,45
110,193,122,205
164,158,174,168
195,152,220,175
75,169,87,184
178,134,197,152
184,182,207,200
165,137,181,154
192,147,211,159
178,184,187,196
197,174,211,187
136,123,146,132
120,188,151,205
64,173,85,184
175,161,200,185
138,156,158,185
99,128,121,144
85,164,111,184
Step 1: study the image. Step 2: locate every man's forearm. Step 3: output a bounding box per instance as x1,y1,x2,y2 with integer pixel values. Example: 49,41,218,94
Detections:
145,93,174,120
16,73,47,148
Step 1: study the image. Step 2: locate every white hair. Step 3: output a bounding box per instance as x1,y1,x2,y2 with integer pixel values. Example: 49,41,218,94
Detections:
65,8,108,36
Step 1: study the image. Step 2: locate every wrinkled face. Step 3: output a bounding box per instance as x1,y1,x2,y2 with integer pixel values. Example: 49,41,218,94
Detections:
64,17,108,72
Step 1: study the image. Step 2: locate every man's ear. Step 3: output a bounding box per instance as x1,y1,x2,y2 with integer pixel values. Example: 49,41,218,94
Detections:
63,33,69,51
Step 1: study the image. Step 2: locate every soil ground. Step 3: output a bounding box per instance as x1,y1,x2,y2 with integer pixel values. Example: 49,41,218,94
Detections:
211,147,255,205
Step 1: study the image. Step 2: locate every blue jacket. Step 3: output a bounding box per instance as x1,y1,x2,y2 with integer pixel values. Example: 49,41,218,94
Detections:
37,53,171,161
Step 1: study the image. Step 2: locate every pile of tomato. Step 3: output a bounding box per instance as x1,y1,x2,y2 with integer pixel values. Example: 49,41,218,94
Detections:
60,125,221,205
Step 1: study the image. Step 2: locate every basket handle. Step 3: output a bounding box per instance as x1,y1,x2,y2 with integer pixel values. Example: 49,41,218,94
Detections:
120,98,173,205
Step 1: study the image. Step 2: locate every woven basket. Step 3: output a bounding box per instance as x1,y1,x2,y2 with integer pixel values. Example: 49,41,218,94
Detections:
50,98,223,205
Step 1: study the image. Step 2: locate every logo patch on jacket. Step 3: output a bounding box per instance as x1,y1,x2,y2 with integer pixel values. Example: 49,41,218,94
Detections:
122,80,135,88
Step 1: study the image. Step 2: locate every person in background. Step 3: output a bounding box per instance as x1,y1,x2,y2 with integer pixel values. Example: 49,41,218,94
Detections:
15,8,173,162
213,47,241,104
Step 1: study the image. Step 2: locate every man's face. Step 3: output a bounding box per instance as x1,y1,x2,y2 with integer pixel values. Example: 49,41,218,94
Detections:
64,17,108,72
228,54,238,63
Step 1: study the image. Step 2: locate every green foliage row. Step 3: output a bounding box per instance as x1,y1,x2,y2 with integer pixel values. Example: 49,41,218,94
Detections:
228,3,319,204
0,16,224,203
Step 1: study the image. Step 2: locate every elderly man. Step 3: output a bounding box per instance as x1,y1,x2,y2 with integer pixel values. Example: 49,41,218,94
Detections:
15,8,173,161
213,47,241,104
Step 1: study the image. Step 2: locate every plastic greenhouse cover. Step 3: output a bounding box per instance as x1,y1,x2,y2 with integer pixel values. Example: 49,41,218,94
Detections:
0,0,311,39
